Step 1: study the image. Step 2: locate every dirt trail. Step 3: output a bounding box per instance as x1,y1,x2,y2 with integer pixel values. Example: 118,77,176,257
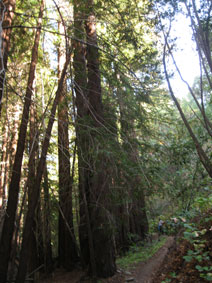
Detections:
131,236,175,283
41,236,175,283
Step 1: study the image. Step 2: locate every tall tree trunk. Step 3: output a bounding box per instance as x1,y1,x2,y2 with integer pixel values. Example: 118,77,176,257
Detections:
0,1,44,281
0,102,21,218
40,70,53,273
73,1,116,277
28,97,39,275
85,3,116,277
9,103,20,170
7,181,27,282
112,75,131,252
58,22,78,269
43,166,53,273
0,0,16,115
0,122,8,211
128,130,148,239
15,54,70,283
115,204,130,253
116,69,148,246
73,0,91,266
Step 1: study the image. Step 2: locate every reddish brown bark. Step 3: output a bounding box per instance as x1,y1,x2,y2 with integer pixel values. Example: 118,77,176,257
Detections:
0,122,8,209
0,102,21,215
73,0,117,277
73,0,91,266
16,54,70,283
9,103,20,175
85,14,103,125
73,1,116,277
74,1,98,270
0,121,9,238
0,1,44,281
74,1,102,276
43,166,53,273
85,6,116,278
0,0,16,115
58,30,78,269
28,98,39,274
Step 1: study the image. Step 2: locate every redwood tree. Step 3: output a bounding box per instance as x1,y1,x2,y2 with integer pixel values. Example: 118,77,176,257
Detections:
73,0,90,266
57,24,78,269
73,0,116,277
0,1,44,281
0,0,16,115
16,54,71,283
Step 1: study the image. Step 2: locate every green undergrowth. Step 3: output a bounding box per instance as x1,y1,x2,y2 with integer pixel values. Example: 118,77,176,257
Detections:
156,208,212,282
116,236,167,269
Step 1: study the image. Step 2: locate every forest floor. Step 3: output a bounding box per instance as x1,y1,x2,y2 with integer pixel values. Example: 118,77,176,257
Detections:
40,236,175,283
40,211,212,283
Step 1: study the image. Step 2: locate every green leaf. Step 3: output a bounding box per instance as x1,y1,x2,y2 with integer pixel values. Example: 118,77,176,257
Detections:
183,255,193,262
195,265,203,271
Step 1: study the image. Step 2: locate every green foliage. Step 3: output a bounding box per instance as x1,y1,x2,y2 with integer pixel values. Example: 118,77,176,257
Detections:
197,265,212,281
161,279,171,283
10,0,41,62
193,195,212,212
162,271,178,282
181,211,212,281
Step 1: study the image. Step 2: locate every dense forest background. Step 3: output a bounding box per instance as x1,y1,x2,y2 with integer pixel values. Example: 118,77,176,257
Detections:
0,0,212,282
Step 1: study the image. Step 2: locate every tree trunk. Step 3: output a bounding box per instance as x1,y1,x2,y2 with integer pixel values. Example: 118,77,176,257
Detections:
28,98,40,275
73,1,116,277
115,69,148,246
7,181,27,282
114,201,130,254
85,4,116,277
43,166,53,273
0,102,21,219
15,54,70,283
58,23,78,269
128,132,148,239
9,103,20,170
0,122,8,212
0,0,16,115
0,1,44,281
73,0,90,266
